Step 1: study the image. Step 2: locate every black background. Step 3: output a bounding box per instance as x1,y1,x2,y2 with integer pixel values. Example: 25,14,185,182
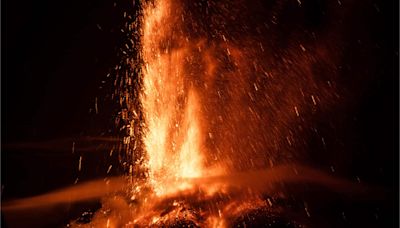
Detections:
2,0,398,227
2,1,133,226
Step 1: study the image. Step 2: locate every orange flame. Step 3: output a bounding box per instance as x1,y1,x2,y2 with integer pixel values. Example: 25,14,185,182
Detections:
140,0,218,196
2,0,370,227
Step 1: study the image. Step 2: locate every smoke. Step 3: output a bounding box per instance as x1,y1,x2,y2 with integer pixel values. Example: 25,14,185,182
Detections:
3,164,378,212
2,177,126,211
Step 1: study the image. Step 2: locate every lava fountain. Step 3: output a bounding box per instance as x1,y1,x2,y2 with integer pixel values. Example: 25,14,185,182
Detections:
3,0,376,227
141,0,206,193
76,0,364,226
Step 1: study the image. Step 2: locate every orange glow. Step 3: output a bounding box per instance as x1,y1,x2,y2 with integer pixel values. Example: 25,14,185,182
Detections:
2,0,369,227
140,0,211,196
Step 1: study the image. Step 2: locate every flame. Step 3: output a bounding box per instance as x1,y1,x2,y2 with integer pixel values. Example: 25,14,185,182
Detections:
2,0,370,227
141,0,209,195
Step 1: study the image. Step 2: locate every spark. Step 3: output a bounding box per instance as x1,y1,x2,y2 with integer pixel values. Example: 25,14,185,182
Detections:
78,156,82,171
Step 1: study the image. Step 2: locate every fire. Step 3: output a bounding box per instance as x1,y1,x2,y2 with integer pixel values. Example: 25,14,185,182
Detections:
2,0,373,227
141,0,210,195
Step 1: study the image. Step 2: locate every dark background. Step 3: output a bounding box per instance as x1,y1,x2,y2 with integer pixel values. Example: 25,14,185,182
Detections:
2,0,398,227
2,0,134,226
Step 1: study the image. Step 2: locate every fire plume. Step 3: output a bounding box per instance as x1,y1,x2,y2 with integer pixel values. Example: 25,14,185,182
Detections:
2,0,377,227
141,0,210,195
